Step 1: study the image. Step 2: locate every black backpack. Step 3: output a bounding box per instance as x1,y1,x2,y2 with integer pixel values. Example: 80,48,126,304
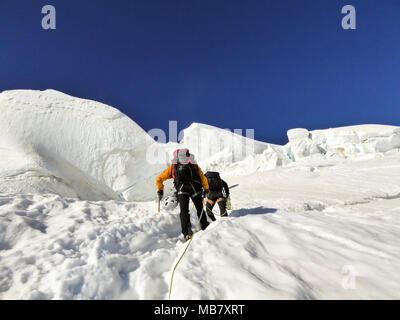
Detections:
205,171,223,191
173,163,199,187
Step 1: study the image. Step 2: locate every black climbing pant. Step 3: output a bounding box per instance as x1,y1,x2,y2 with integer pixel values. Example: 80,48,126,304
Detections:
205,194,228,221
177,193,209,236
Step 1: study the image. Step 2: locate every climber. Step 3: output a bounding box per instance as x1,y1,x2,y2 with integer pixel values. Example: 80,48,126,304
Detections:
204,171,230,221
156,149,210,241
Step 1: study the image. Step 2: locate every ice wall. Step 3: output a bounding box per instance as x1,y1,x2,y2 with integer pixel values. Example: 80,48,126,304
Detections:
180,123,271,171
0,90,167,201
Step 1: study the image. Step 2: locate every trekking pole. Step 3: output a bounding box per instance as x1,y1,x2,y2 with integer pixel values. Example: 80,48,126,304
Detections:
158,198,161,213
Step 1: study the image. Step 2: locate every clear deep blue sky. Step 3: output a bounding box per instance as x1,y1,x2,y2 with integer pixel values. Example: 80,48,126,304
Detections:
0,0,399,144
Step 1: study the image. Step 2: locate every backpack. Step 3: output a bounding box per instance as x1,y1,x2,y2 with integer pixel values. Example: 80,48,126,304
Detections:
171,148,201,188
173,163,195,186
171,148,195,165
205,171,223,191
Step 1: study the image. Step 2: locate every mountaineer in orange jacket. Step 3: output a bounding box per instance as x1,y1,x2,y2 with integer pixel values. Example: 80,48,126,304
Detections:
156,149,209,241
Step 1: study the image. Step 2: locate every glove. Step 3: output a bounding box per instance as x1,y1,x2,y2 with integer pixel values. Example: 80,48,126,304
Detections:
157,190,163,201
203,189,209,198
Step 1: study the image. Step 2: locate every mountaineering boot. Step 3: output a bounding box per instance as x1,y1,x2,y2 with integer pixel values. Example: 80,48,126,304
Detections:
184,234,193,242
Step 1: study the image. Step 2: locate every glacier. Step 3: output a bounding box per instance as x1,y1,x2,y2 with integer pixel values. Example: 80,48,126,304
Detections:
0,89,399,300
2,90,400,201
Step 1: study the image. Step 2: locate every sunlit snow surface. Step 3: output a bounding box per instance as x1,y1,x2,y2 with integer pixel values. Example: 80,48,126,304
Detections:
0,90,399,299
1,154,400,299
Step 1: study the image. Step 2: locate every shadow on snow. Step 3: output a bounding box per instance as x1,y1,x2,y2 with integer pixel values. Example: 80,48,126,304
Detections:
229,206,277,217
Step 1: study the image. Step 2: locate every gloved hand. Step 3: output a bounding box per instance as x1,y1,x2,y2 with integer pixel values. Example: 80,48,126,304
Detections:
157,190,163,201
203,189,209,198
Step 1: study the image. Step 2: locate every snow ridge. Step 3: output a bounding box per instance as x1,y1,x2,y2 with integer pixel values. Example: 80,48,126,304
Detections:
0,89,168,201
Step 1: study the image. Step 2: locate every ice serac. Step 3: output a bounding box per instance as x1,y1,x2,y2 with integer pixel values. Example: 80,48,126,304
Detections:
180,122,271,171
205,124,400,175
284,125,400,162
0,89,166,201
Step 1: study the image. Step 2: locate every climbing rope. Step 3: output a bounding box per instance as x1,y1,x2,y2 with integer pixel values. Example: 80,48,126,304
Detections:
168,199,206,300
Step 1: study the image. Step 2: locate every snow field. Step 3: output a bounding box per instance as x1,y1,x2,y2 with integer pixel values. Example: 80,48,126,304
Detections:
0,194,183,299
1,157,400,300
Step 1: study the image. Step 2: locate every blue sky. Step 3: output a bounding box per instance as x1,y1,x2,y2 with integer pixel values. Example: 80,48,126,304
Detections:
0,0,399,144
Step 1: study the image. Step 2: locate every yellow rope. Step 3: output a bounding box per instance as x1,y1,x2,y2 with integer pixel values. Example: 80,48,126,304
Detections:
168,201,206,300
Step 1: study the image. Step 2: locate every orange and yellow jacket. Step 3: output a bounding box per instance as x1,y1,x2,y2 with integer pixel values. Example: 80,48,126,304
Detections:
156,164,209,191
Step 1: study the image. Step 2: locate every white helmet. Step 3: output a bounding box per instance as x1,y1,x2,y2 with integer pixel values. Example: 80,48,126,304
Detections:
163,195,178,210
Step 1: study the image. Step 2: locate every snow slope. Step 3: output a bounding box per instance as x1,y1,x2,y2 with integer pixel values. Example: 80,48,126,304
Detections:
1,90,400,299
1,153,400,299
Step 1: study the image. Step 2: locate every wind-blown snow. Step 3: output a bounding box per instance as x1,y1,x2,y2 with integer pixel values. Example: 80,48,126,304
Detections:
0,89,400,300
